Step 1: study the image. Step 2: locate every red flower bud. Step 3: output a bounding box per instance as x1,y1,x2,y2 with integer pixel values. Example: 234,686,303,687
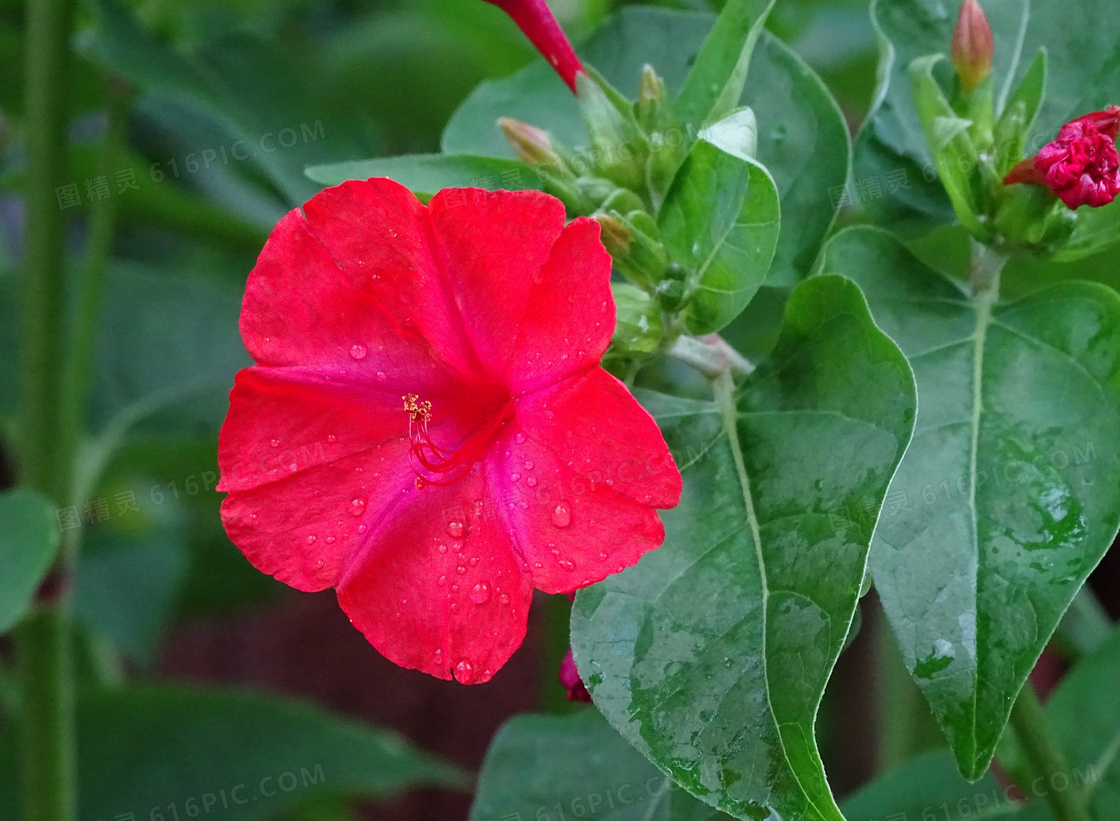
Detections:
483,0,584,93
1004,106,1120,209
558,648,592,702
951,0,994,94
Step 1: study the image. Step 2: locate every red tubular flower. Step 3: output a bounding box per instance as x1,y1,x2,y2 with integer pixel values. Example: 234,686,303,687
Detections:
217,179,681,684
483,0,584,93
1004,106,1120,209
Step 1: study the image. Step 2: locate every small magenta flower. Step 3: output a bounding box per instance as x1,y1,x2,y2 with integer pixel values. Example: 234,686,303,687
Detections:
951,0,994,94
559,649,592,702
1005,106,1120,209
483,0,584,93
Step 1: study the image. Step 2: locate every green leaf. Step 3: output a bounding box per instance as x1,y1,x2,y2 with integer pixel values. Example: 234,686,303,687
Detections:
470,711,728,821
840,750,1009,821
0,685,468,819
819,226,1120,779
305,154,541,197
441,8,849,287
907,54,987,238
1042,625,1120,816
0,490,61,634
993,49,1047,177
658,141,780,334
855,0,1120,227
673,0,777,127
1052,202,1120,263
572,275,917,821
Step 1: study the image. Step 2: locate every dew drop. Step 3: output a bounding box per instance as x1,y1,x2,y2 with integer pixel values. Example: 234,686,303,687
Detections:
451,584,459,593
558,559,576,571
437,574,447,587
499,593,510,604
437,543,448,554
469,582,491,604
524,460,534,470
306,535,317,545
455,660,473,682
248,513,258,523
526,476,538,487
515,432,527,445
511,472,521,482
456,565,467,575
357,524,368,534
325,535,335,545
551,502,572,528
349,498,366,516
326,434,337,444
376,371,387,382
270,439,280,448
447,520,465,538
349,344,367,360
450,602,459,614
288,462,298,471
599,551,608,560
469,556,480,567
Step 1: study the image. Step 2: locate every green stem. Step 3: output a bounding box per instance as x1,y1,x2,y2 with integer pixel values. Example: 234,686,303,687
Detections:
15,606,76,821
19,0,78,818
1009,683,1091,821
969,240,1005,297
667,334,754,379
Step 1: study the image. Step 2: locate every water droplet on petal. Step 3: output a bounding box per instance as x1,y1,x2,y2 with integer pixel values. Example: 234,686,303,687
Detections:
526,476,538,487
499,593,510,604
551,502,572,528
455,660,474,682
558,559,576,571
306,535,317,545
456,565,467,575
510,472,521,483
447,520,464,538
357,524,368,534
437,575,447,587
470,582,491,604
327,434,337,443
515,433,526,445
524,460,534,470
349,498,366,516
350,344,367,360
469,556,480,567
437,543,448,554
270,439,280,448
325,535,335,545
248,513,259,523
376,371,387,382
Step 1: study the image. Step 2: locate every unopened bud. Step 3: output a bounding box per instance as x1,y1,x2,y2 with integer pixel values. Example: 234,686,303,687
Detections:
499,117,563,168
594,211,668,290
576,72,649,193
636,64,670,131
951,0,994,94
610,283,663,356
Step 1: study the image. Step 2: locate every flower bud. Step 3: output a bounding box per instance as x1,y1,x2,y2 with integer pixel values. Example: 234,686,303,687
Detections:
951,0,994,94
498,117,563,168
482,0,584,93
576,72,650,194
1004,106,1120,209
594,211,668,290
636,64,670,132
610,283,663,356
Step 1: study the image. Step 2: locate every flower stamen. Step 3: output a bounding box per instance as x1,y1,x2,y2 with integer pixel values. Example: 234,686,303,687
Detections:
403,394,512,489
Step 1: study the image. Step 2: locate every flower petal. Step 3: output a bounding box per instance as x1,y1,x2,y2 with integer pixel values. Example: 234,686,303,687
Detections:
426,188,570,380
337,472,533,683
502,217,615,393
264,178,480,379
218,367,417,591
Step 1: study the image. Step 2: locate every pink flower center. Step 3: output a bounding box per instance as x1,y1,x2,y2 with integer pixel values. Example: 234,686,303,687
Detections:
403,393,515,488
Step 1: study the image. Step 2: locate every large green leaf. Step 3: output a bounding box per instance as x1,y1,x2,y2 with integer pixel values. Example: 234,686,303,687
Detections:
304,154,541,196
841,750,1010,821
470,710,728,821
0,685,467,819
442,8,849,287
819,226,1120,779
854,0,1120,227
572,275,917,821
659,140,780,334
0,490,61,634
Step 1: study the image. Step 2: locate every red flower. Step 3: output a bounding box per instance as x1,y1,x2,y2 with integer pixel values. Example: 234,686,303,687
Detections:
1004,106,1120,209
482,0,584,93
217,179,681,684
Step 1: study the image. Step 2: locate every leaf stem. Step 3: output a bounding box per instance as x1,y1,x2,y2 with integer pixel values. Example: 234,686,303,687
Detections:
667,333,754,379
969,240,1006,297
1009,682,1091,821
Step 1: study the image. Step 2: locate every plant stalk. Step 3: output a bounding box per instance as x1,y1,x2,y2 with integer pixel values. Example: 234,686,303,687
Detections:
18,0,79,818
1009,682,1091,821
